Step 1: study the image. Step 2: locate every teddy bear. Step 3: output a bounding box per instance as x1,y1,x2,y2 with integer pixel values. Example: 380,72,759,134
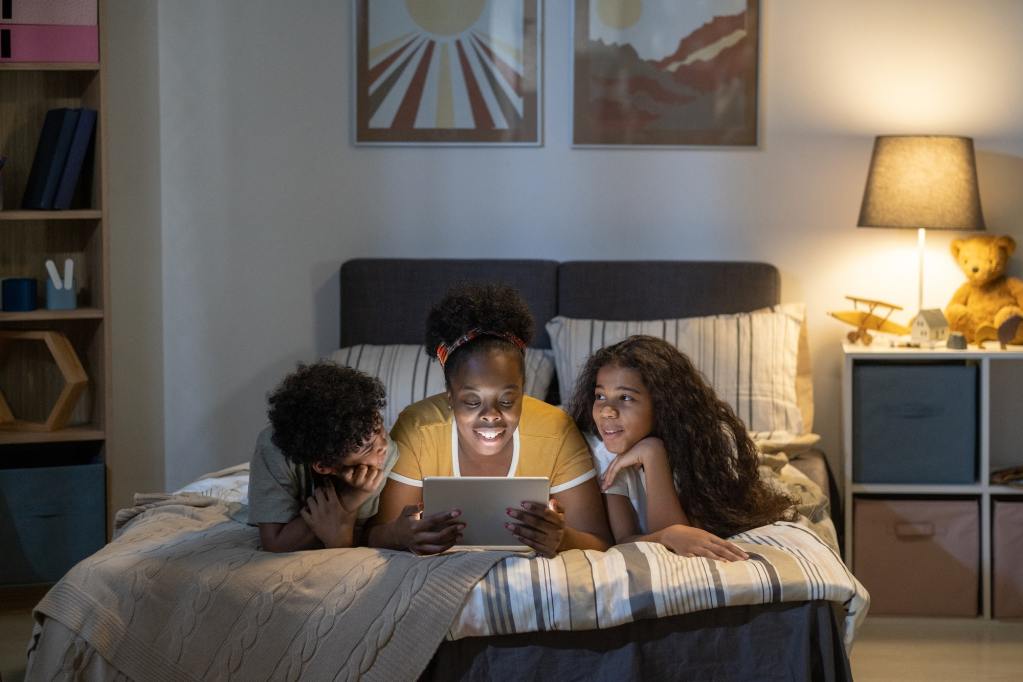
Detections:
945,235,1023,345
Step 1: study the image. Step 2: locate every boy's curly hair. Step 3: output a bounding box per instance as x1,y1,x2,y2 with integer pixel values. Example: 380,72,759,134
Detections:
424,282,534,384
267,361,385,469
568,335,794,538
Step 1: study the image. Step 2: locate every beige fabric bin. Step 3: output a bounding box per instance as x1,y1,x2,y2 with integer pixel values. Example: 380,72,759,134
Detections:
854,498,979,616
994,501,1023,618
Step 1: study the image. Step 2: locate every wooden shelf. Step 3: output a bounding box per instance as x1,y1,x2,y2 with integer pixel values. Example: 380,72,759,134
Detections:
0,308,103,322
0,63,100,72
0,427,104,445
0,210,102,221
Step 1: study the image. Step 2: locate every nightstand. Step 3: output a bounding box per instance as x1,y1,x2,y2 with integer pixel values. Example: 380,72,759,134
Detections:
842,344,1023,618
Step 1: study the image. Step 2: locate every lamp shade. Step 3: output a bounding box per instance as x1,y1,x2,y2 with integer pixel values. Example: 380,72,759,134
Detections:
858,135,986,230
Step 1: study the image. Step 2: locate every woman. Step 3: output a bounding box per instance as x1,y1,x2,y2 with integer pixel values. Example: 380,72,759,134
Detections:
368,283,612,557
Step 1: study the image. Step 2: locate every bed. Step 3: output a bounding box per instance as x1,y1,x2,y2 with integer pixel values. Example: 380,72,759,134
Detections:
24,259,867,681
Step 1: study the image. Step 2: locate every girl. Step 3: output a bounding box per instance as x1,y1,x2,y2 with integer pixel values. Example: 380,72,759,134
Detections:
569,335,794,561
370,283,612,557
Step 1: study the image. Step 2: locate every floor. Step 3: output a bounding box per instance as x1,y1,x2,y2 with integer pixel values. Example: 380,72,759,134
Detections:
1,603,1021,681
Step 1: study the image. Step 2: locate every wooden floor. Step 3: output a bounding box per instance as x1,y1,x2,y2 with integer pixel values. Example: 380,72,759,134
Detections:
2,602,1021,681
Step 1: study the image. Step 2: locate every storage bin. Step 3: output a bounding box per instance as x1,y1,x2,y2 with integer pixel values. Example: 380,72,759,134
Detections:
993,500,1023,618
853,363,977,484
0,0,97,25
0,463,105,584
854,498,979,616
0,24,98,62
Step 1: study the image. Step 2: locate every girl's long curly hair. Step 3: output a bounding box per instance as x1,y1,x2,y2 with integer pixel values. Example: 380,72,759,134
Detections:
568,335,794,538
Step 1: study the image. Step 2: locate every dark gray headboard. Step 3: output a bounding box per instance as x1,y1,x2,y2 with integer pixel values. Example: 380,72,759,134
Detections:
340,259,559,348
558,261,780,319
339,259,780,349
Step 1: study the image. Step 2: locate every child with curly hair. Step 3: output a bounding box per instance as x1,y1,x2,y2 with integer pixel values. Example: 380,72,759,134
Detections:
568,335,794,561
249,361,399,552
370,283,612,557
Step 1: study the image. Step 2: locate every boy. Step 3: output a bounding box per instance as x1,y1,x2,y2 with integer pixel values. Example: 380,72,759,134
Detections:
249,361,399,551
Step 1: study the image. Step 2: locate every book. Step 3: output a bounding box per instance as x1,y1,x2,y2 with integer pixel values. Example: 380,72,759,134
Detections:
24,108,80,209
53,108,97,210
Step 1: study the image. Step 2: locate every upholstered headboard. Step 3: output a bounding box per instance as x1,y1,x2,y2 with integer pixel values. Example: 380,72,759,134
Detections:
339,259,780,349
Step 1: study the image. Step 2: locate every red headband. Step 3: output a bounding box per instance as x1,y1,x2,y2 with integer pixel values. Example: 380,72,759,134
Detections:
436,328,526,367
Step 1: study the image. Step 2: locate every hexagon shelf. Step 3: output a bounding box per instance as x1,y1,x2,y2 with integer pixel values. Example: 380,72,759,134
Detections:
0,330,88,432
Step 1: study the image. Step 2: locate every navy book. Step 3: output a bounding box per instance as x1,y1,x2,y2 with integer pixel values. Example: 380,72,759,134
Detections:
53,108,97,210
22,108,80,209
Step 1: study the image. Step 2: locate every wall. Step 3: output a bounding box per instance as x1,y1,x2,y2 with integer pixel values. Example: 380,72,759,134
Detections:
109,1,1023,495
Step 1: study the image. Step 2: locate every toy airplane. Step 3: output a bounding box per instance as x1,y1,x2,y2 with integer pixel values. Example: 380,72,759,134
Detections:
828,296,910,346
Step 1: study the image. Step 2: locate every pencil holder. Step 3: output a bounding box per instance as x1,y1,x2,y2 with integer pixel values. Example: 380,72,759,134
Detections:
2,278,38,311
45,280,77,310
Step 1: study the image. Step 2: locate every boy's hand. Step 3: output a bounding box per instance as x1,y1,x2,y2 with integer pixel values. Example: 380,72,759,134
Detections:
300,485,354,548
506,499,565,558
393,504,464,555
337,464,384,514
660,524,748,562
601,436,666,491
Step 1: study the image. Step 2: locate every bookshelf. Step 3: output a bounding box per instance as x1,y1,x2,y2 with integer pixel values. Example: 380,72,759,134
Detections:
0,2,109,584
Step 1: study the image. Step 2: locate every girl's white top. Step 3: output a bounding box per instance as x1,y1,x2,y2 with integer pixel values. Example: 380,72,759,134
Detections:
587,434,649,535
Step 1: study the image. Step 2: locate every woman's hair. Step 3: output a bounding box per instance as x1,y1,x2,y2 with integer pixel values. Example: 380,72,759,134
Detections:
425,282,534,385
268,361,385,468
568,335,793,537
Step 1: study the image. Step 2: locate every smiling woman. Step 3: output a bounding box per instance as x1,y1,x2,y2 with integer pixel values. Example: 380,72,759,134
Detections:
367,283,613,557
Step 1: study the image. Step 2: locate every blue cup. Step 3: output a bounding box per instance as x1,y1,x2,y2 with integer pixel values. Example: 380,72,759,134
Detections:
2,278,38,312
46,280,77,310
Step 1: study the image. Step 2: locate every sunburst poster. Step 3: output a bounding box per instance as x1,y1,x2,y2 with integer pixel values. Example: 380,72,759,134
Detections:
355,0,541,144
573,0,758,146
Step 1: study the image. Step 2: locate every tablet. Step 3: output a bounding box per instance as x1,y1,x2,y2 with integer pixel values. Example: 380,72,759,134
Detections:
423,476,550,550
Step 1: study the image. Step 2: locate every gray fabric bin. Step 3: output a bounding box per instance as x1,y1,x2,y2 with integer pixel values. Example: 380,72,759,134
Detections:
0,463,105,584
853,363,977,484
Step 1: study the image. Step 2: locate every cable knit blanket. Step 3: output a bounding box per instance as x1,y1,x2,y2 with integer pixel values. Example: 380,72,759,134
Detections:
27,495,512,682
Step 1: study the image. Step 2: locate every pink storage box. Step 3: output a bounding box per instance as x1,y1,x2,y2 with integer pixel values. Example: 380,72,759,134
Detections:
993,501,1023,618
0,0,96,25
854,498,979,616
0,24,97,62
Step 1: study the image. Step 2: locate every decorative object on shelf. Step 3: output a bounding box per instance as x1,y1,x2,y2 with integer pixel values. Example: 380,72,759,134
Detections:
354,0,541,145
991,464,1023,487
1,277,37,312
43,258,76,310
0,330,88,432
947,331,968,350
910,309,949,346
945,234,1023,347
828,295,909,345
858,135,987,317
572,0,758,146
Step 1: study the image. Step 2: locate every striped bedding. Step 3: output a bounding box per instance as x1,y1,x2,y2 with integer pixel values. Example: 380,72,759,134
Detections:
449,521,867,649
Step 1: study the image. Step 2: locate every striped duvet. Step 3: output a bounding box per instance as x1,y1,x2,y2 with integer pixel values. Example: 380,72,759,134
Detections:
449,521,867,648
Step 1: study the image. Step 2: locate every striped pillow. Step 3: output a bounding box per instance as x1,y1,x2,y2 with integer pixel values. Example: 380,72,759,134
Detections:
545,304,810,439
330,345,555,430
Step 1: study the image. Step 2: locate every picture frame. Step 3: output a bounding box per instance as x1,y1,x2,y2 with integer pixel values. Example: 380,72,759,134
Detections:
354,0,542,145
572,0,759,147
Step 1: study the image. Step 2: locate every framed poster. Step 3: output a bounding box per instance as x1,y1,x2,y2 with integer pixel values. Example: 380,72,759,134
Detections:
572,0,759,147
355,0,542,145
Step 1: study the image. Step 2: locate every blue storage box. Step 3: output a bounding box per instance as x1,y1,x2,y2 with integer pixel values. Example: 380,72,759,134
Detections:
0,463,105,584
853,363,977,484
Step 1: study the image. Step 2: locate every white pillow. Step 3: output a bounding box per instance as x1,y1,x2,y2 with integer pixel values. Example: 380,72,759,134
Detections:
545,304,811,440
331,344,555,430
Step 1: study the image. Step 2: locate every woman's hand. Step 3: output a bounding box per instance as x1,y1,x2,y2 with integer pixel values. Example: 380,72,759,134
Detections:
392,504,465,556
660,524,748,562
506,499,565,558
300,485,354,549
601,436,667,491
337,464,384,514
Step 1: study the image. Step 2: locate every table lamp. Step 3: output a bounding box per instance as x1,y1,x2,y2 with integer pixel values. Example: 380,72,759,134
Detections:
857,135,986,312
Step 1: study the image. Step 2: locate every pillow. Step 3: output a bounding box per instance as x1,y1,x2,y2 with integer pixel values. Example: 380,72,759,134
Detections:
330,345,555,430
545,304,814,442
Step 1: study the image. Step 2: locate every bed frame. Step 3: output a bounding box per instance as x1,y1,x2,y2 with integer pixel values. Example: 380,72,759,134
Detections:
340,258,852,681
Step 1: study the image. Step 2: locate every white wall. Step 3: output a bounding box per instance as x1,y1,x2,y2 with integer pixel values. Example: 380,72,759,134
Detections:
109,1,1023,493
